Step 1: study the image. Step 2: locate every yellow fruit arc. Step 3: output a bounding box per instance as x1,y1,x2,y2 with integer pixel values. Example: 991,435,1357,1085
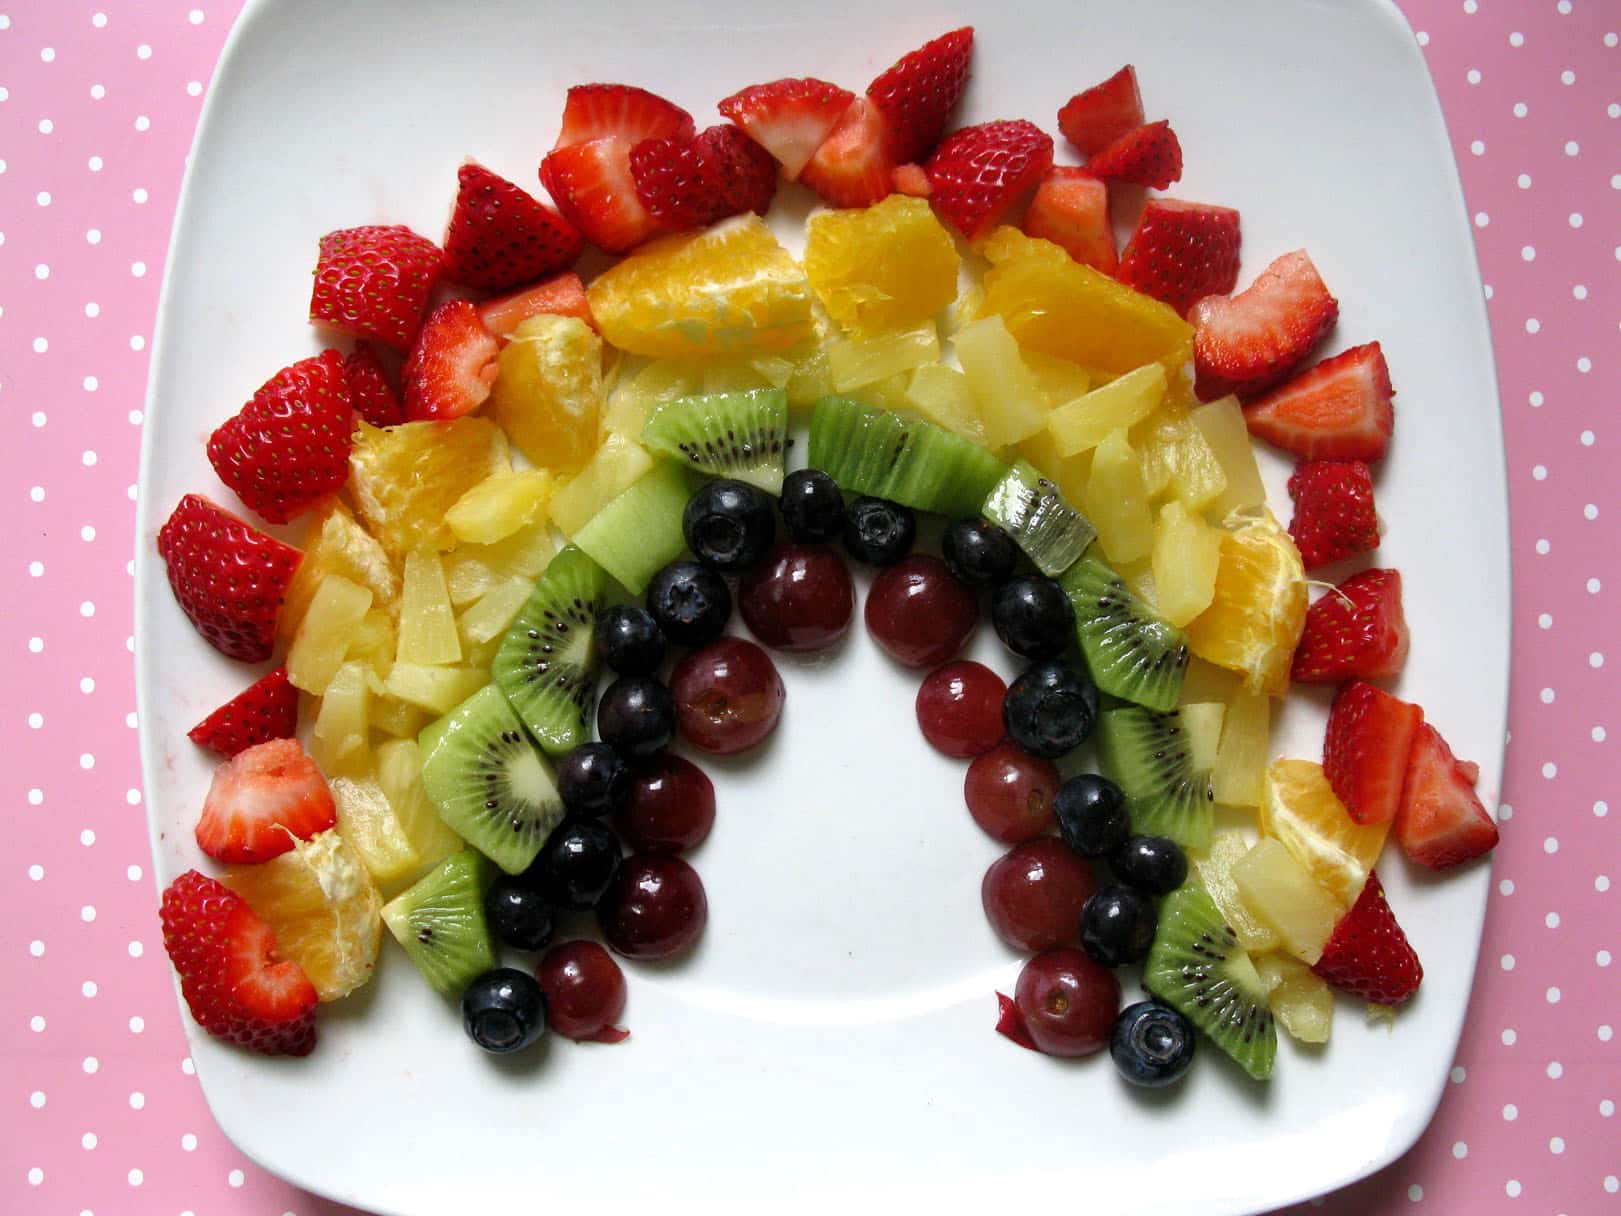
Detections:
489,314,602,476
804,195,960,336
1259,758,1389,910
1183,509,1307,696
348,419,509,559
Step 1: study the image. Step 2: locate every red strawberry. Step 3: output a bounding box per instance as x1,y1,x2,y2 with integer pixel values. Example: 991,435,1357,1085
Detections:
1287,459,1379,569
925,119,1054,241
1023,167,1115,272
309,225,442,350
442,161,583,292
195,737,337,864
1057,65,1144,156
799,96,897,209
866,26,974,163
552,83,695,150
156,495,302,662
402,299,500,421
1394,722,1500,868
631,124,776,229
159,869,318,1056
693,123,777,216
187,667,299,758
1117,198,1242,317
1244,342,1395,461
718,77,855,180
1323,680,1423,826
541,138,664,253
1084,119,1182,189
1291,569,1409,684
892,163,932,197
343,341,403,427
477,272,594,341
1190,249,1339,399
1311,871,1423,1005
207,351,353,525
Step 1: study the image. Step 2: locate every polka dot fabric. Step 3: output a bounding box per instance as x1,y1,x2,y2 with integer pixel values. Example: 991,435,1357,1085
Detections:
0,2,1614,1213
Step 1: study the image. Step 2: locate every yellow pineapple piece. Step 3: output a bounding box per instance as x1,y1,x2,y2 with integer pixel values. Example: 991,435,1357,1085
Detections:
1192,396,1268,516
1184,510,1307,696
1084,429,1154,563
703,357,775,394
1048,364,1166,457
1135,408,1183,499
1115,556,1157,610
383,664,488,715
461,634,502,671
600,358,701,441
396,549,461,666
784,342,835,410
1151,501,1222,627
442,522,558,606
457,577,534,647
1022,351,1093,408
347,610,397,683
370,695,428,740
279,502,397,640
955,314,1047,447
375,739,464,874
1212,690,1272,808
1231,838,1340,966
1190,826,1282,954
310,661,370,776
1260,759,1390,910
349,419,508,559
547,433,655,539
329,775,420,891
905,363,986,445
287,574,373,695
1180,656,1241,704
749,354,796,388
488,314,602,476
803,195,960,335
1180,702,1227,773
445,470,556,546
827,322,940,391
1255,953,1334,1044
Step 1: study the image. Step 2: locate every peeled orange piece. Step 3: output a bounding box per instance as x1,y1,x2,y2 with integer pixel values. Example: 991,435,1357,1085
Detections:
1183,508,1307,696
1259,758,1389,911
804,195,960,336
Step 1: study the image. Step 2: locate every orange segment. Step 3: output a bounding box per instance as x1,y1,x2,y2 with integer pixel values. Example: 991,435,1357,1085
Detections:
1183,509,1307,696
1259,759,1389,911
803,195,960,335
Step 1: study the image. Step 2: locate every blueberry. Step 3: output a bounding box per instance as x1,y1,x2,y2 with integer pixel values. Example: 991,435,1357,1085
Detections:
991,576,1076,660
597,676,675,756
1002,660,1098,758
484,877,555,952
1110,835,1188,895
461,967,547,1054
1110,1000,1195,1087
683,480,776,573
779,468,845,543
556,742,631,817
594,604,666,676
842,496,916,566
646,561,731,648
942,517,1018,586
532,818,623,911
1081,885,1158,967
1054,773,1130,858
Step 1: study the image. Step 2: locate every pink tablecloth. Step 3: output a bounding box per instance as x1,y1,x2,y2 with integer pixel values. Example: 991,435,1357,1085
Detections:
2,2,1616,1212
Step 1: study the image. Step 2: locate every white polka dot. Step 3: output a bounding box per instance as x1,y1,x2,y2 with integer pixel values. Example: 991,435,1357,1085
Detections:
1453,1141,1468,1159
1590,651,1604,668
128,1091,144,1110
1564,140,1579,155
1530,390,1544,406
27,789,42,806
181,1057,195,1075
128,1015,143,1033
81,1131,99,1151
126,863,141,880
1503,1103,1518,1120
37,121,52,136
1570,212,1584,228
1575,283,1589,299
40,46,55,62
1611,103,1621,117
28,636,43,652
1483,284,1493,299
1470,139,1485,155
127,940,142,957
27,712,42,729
89,84,104,100
81,980,96,998
1463,0,1477,14
27,1169,42,1186
1467,67,1482,83
80,601,94,617
83,1057,98,1074
1608,32,1620,47
1588,504,1601,521
1502,1025,1517,1043
27,863,42,881
1587,577,1601,592
1408,1185,1423,1202
79,752,94,770
79,829,94,847
1475,211,1490,227
1451,1066,1466,1083
136,43,150,58
28,561,43,578
131,186,147,204
1577,356,1592,373
1544,836,1559,854
1613,174,1621,191
125,711,137,728
1547,986,1562,1003
28,485,43,503
1607,1177,1620,1195
1548,1060,1564,1078
228,1169,245,1187
29,1091,44,1109
1415,30,1429,45
1600,949,1613,965
33,262,50,280
181,1132,197,1150
130,261,146,277
1600,875,1612,892
1541,687,1555,704
1500,878,1515,895
127,1167,142,1186
126,788,141,805
1526,318,1540,334
1602,1025,1614,1042
128,410,143,426
1546,911,1560,928
1509,30,1524,45
84,301,99,317
1558,0,1572,13
29,940,44,957
189,7,205,21
187,80,203,96
80,904,95,922
30,1015,45,1031
92,11,106,26
1505,1179,1522,1197
32,336,47,353
1542,761,1557,778
1521,245,1536,262
1513,102,1528,117
129,334,145,350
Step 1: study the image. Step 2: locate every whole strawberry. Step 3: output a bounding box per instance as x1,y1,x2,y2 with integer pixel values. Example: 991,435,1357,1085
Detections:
1287,459,1379,569
343,341,403,427
309,224,443,350
443,160,584,291
188,667,299,758
1311,871,1423,1005
1291,568,1409,683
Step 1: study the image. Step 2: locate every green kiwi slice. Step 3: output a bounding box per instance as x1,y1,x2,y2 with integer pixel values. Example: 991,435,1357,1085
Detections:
379,850,495,997
1144,883,1277,1080
417,684,566,875
1060,555,1189,711
1095,706,1215,849
641,388,789,494
981,460,1096,577
571,461,694,594
493,544,606,756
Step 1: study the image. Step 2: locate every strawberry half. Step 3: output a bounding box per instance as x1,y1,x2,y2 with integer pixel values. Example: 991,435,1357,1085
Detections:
553,83,695,150
1394,722,1500,868
1291,569,1409,684
1244,342,1395,461
207,350,353,525
442,161,583,292
1057,65,1144,156
799,96,897,209
343,341,403,427
718,77,855,181
541,137,664,253
1323,680,1422,826
156,494,302,663
1287,459,1379,569
866,26,974,163
925,119,1054,241
187,667,299,758
309,224,443,350
694,123,777,216
1023,167,1116,273
402,299,500,421
631,124,776,229
1117,198,1242,318
1191,249,1339,399
1311,871,1423,1005
195,737,337,864
1084,119,1182,190
477,272,594,341
160,869,318,1056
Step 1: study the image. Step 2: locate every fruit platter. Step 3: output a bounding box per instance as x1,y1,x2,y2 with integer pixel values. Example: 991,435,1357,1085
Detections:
134,1,1510,1212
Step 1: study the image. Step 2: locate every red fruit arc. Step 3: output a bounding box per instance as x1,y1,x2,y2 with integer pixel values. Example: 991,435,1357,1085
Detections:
536,941,630,1043
738,543,855,653
1322,680,1423,826
916,661,1007,758
864,555,978,668
964,741,1060,843
615,754,716,856
598,855,708,961
1013,947,1121,1057
670,637,786,755
981,836,1097,952
187,667,299,758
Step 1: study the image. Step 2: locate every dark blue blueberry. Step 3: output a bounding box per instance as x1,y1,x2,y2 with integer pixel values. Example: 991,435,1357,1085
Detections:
596,676,675,757
594,604,666,676
991,575,1076,660
841,496,915,566
1081,885,1158,967
556,742,631,817
1002,660,1098,758
532,818,622,911
1110,1000,1195,1087
1055,773,1130,858
461,968,547,1054
646,561,731,648
683,480,776,573
941,517,1018,586
779,469,845,543
1110,835,1188,895
484,878,555,953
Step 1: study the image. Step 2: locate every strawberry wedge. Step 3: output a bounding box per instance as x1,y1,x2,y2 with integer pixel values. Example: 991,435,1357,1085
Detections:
343,341,403,427
553,83,694,149
1117,198,1241,317
1311,871,1423,1005
477,272,594,340
719,77,855,181
800,96,897,208
1191,249,1339,400
1024,167,1116,273
1287,459,1380,570
1291,569,1409,683
188,667,299,758
925,119,1054,241
1057,65,1144,156
1394,722,1500,868
1323,680,1422,826
402,299,500,421
866,26,974,163
1085,119,1182,189
443,161,583,292
1244,342,1395,461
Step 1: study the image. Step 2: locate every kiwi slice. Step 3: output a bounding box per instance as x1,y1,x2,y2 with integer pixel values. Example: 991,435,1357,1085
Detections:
1060,555,1189,711
493,545,606,755
572,461,694,594
379,850,495,997
1144,883,1277,1080
1095,706,1215,849
807,395,1007,518
417,684,566,875
982,460,1096,577
641,388,789,495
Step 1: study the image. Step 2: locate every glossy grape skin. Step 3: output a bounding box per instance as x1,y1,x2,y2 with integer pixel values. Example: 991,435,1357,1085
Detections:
941,516,1018,586
963,742,1060,843
738,543,855,653
593,604,667,677
1014,947,1121,1058
915,660,1007,758
596,676,676,757
598,855,708,960
1080,885,1158,968
1110,835,1188,895
779,468,844,543
981,836,1098,951
536,941,629,1043
864,555,978,668
646,561,732,648
1110,1000,1196,1086
615,753,716,855
1002,660,1099,758
990,576,1076,660
556,741,631,817
484,877,555,952
533,818,623,911
1053,773,1131,858
670,637,785,755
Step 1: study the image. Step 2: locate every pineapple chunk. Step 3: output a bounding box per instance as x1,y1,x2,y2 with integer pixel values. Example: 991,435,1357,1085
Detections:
1180,656,1241,704
1047,363,1166,456
1231,838,1340,966
750,354,796,388
954,314,1047,447
1022,351,1093,408
279,502,398,639
330,775,420,890
1179,702,1226,773
349,419,508,558
1151,501,1222,627
375,739,464,874
370,695,428,740
784,342,834,410
310,661,371,776
1115,556,1157,610
1192,396,1268,516
347,610,397,683
600,358,700,441
287,575,374,695
702,357,776,394
906,363,986,444
1255,953,1334,1044
445,470,556,546
383,664,489,715
546,433,655,538
827,323,940,391
1016,428,1091,504
396,549,461,666
489,313,602,476
1083,429,1154,563
1212,690,1271,807
461,634,502,670
1141,415,1228,511
1190,826,1283,955
457,577,534,647
851,372,912,413
443,522,559,606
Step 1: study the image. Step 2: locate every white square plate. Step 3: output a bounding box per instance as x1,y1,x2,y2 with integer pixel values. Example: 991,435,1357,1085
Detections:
135,1,1509,1212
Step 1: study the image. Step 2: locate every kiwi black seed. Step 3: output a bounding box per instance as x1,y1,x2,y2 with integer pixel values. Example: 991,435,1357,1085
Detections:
1060,555,1189,711
981,459,1097,577
1094,706,1215,849
641,387,789,495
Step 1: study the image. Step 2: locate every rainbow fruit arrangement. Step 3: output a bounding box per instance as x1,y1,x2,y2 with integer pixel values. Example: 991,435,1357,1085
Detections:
152,29,1500,1082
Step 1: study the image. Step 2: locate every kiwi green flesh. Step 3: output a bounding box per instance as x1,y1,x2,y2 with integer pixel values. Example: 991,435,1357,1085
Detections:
641,388,788,495
1095,706,1214,849
982,460,1096,577
1060,556,1189,712
1144,884,1277,1080
493,545,606,756
572,461,693,595
418,684,566,875
379,850,495,997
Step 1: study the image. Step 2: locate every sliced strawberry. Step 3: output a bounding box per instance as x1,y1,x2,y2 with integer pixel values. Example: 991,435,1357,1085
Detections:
1287,459,1379,569
924,119,1054,241
207,350,352,525
1117,198,1241,317
195,737,337,864
402,299,500,421
541,137,664,253
477,272,594,340
553,83,694,150
343,341,403,427
1323,680,1422,826
718,77,855,181
631,124,777,229
1395,722,1500,868
1190,249,1339,399
866,26,974,163
892,163,932,197
309,224,442,350
442,161,583,292
188,667,299,758
694,123,777,216
1291,569,1409,684
1084,119,1182,189
160,869,318,1056
1023,167,1116,273
1057,65,1144,156
156,494,303,662
800,96,897,209
1310,871,1422,1005
1244,342,1395,461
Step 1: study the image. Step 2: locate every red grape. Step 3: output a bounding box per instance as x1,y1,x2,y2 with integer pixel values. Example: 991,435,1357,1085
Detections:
738,543,855,652
915,660,1006,757
670,637,785,755
1013,947,1120,1057
981,836,1096,951
536,940,629,1043
598,855,708,960
864,555,977,668
616,753,715,855
964,742,1060,842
